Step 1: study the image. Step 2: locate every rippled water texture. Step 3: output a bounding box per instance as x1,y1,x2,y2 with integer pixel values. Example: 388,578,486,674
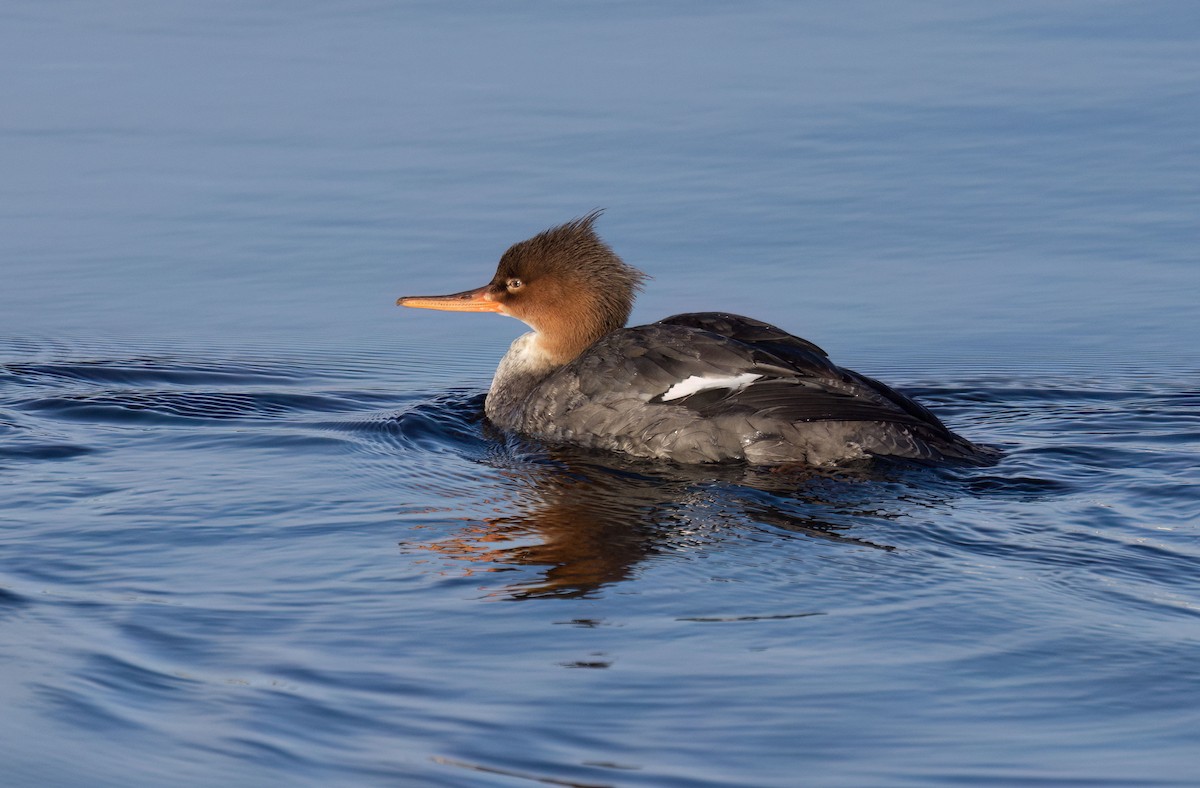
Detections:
3,2,1200,786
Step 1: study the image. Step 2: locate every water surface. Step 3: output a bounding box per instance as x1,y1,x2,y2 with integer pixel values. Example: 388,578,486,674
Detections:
2,2,1199,786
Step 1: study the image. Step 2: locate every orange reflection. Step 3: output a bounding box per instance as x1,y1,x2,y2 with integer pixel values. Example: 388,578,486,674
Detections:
406,450,895,600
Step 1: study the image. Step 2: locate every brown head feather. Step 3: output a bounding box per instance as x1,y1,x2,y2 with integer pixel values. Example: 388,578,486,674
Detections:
485,212,647,364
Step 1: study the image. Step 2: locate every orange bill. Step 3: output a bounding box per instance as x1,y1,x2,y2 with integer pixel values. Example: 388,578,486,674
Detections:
396,286,502,313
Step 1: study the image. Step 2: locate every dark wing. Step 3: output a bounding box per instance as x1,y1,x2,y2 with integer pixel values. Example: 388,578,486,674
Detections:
657,312,830,358
644,313,956,436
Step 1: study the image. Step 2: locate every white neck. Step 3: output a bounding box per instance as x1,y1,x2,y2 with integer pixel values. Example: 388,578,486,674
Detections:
484,332,560,429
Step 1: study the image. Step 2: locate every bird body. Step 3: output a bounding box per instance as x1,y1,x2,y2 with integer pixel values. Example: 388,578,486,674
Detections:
399,214,995,466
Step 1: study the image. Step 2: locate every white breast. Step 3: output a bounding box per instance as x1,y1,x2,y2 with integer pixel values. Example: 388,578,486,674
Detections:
659,372,762,402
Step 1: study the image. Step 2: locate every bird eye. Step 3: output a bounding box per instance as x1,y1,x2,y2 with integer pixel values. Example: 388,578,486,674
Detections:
507,278,523,290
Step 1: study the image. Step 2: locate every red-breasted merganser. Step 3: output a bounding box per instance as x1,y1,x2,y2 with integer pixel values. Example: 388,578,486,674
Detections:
398,214,996,466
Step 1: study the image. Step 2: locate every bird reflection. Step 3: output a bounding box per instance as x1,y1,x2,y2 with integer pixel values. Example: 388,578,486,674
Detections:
410,440,903,600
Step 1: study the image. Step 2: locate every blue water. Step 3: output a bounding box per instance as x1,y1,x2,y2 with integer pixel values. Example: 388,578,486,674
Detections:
3,2,1199,786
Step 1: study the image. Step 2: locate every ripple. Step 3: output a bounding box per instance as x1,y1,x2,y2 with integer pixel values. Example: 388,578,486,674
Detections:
16,390,371,424
0,405,99,466
678,612,824,623
2,358,305,389
0,586,31,618
955,473,1073,497
0,441,94,460
318,389,489,459
35,682,144,732
431,756,616,788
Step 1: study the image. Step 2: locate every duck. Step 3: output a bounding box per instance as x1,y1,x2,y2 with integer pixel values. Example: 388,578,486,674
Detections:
398,213,996,466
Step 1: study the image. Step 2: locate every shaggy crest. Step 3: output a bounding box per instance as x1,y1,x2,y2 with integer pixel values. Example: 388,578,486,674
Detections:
490,212,648,363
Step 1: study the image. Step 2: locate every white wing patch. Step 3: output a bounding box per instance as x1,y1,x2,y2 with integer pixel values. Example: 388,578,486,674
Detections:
660,372,762,402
